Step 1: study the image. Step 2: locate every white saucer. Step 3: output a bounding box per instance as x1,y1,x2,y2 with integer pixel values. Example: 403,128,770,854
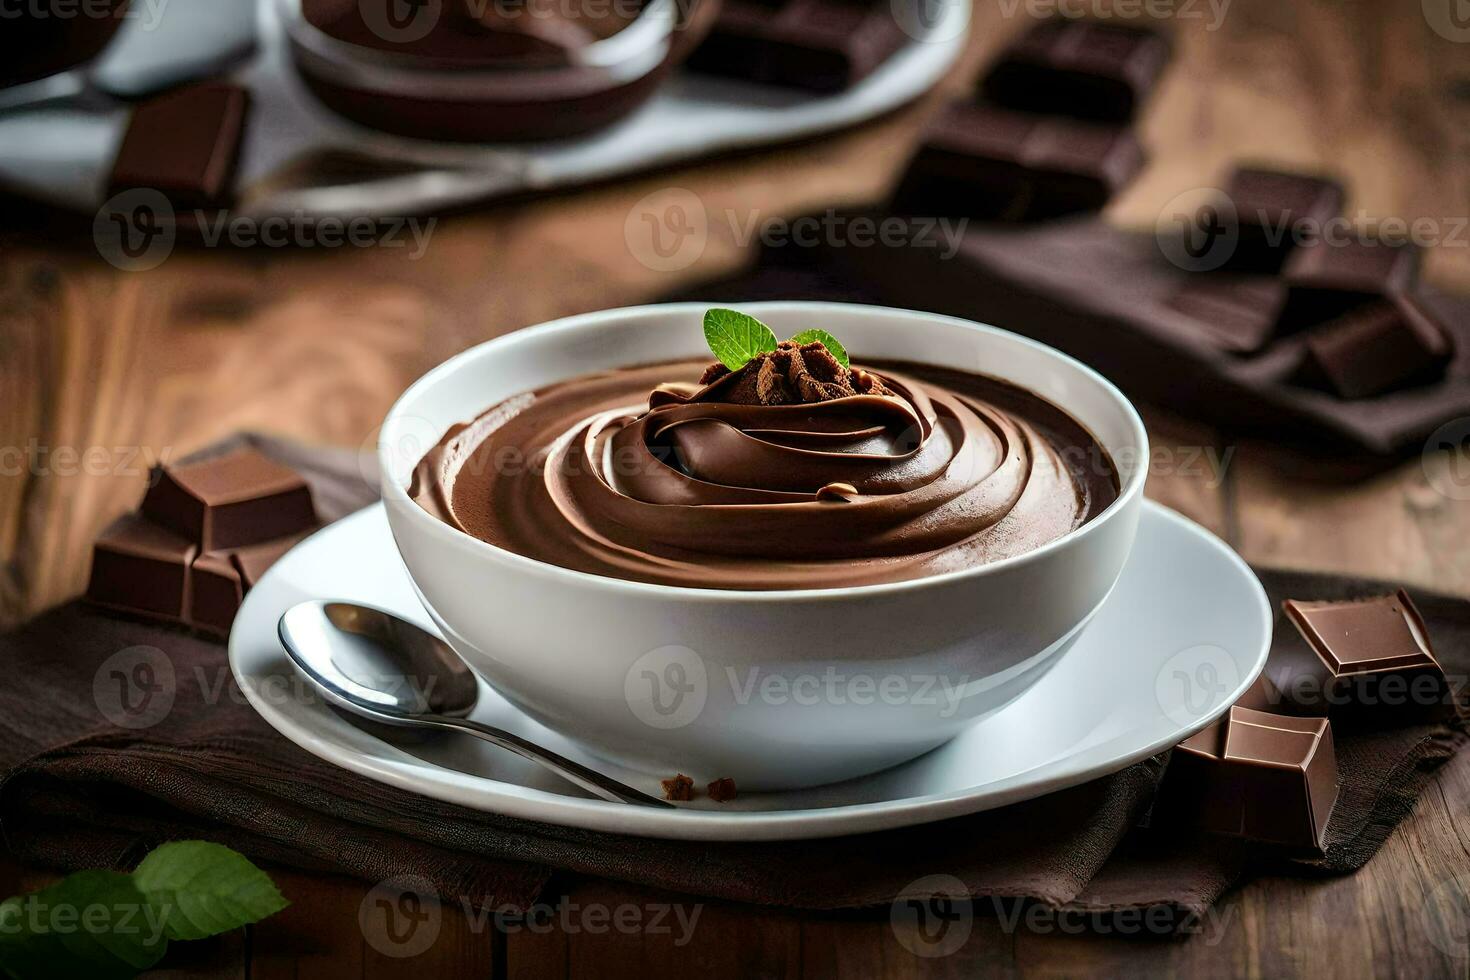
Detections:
229,501,1270,841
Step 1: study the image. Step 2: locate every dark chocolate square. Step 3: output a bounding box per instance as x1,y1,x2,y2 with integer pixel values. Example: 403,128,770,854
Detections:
190,552,244,638
108,82,251,212
1302,296,1453,399
1219,168,1345,274
981,18,1172,123
893,101,1145,221
87,514,198,622
688,0,907,92
1279,237,1421,329
1162,275,1289,353
141,447,318,553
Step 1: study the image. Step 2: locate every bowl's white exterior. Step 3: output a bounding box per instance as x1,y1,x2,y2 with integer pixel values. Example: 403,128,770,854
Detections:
380,303,1148,790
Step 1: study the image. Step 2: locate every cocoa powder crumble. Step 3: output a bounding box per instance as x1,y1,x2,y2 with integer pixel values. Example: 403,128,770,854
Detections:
696,341,893,406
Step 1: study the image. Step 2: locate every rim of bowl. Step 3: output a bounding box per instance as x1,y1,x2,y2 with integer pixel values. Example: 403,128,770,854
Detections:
379,302,1151,603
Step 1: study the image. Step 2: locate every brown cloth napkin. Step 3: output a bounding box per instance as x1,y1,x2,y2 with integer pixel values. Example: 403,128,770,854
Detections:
1,435,1465,923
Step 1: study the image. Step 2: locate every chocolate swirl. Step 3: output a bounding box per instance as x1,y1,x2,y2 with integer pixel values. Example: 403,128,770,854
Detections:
411,358,1117,590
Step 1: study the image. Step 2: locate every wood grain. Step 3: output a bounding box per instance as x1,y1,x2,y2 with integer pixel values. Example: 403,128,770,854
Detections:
1,0,1468,977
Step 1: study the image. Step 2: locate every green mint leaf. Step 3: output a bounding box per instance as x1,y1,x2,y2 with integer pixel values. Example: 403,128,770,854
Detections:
0,870,168,980
133,842,287,942
788,329,850,369
703,308,778,371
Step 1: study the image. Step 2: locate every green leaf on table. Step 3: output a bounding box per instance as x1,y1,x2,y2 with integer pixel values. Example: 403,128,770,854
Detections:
787,329,850,369
702,308,778,371
133,841,288,941
0,870,168,980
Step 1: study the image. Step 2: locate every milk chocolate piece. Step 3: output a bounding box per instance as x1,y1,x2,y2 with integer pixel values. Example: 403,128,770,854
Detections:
981,19,1171,123
108,82,251,211
142,448,317,553
1280,238,1421,329
1218,168,1345,274
1279,591,1453,724
1221,707,1337,848
1302,297,1454,399
892,102,1146,221
87,514,197,623
1162,275,1288,353
189,552,244,637
688,0,907,93
1160,705,1338,849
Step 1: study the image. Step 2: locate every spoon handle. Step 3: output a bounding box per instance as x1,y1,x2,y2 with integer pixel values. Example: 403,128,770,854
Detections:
418,714,674,808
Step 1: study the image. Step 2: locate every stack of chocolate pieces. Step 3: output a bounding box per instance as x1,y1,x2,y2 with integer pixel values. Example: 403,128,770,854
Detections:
686,0,910,92
1160,168,1455,398
892,18,1171,220
1156,590,1453,850
86,448,319,637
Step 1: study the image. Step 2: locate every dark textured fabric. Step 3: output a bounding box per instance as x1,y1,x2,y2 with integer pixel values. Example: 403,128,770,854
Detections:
0,435,1464,921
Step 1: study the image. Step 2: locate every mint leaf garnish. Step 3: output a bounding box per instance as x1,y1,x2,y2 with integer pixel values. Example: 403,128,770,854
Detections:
703,308,778,371
0,871,167,979
788,329,850,369
0,842,285,980
133,841,288,941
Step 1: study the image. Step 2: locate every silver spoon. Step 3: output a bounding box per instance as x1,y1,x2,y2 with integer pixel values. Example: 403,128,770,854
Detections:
278,600,672,808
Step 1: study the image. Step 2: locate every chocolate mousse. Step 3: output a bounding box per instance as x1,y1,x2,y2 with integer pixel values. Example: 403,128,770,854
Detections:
304,0,640,65
411,319,1118,590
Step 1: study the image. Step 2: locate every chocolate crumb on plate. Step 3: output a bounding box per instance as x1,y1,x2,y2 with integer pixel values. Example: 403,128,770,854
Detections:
707,777,738,802
661,773,695,801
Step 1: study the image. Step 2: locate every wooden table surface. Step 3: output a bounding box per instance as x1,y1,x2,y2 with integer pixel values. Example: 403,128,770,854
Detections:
3,1,1470,976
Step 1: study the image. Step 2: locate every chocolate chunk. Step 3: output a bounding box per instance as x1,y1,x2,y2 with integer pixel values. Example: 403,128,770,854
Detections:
1218,168,1345,274
1162,275,1289,353
231,531,315,590
661,773,695,801
1158,705,1338,849
189,552,244,638
706,776,738,802
89,451,320,637
688,0,907,93
87,514,198,623
108,83,251,212
1277,591,1453,725
981,19,1172,123
1301,296,1453,399
893,102,1146,221
1279,238,1421,329
142,447,317,554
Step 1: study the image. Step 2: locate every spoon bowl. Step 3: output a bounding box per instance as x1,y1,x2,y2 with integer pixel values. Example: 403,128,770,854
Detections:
278,600,671,807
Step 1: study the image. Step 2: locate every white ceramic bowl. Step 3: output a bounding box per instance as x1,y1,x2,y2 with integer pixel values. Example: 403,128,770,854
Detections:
380,303,1148,790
